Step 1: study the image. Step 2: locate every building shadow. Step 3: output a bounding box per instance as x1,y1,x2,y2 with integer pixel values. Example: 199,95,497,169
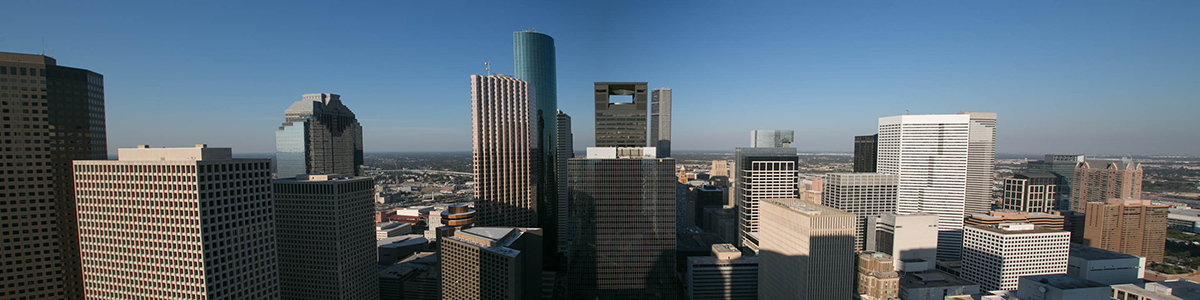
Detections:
758,235,856,299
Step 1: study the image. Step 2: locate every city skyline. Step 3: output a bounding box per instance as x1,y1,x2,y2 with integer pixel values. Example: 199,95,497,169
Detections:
2,1,1198,155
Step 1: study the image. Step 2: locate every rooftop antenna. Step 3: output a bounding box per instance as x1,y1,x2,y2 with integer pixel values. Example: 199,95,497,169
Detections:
906,109,910,115
960,107,964,113
484,62,490,76
41,37,45,55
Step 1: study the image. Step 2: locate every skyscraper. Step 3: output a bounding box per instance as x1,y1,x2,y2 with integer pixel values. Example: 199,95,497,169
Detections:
1072,158,1143,213
877,112,997,260
1,52,107,299
821,173,898,250
594,82,648,147
750,130,794,148
514,30,559,264
854,134,878,173
74,145,278,299
555,110,572,254
734,145,799,251
470,75,536,228
567,147,676,299
758,199,856,299
1084,198,1167,262
650,88,672,157
274,174,377,300
439,227,543,300
1002,173,1059,213
961,223,1070,291
1027,154,1084,208
275,93,364,178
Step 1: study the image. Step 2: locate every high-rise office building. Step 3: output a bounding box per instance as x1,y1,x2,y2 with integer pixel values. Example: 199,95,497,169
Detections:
750,130,794,148
1072,158,1143,212
854,134,878,173
470,74,536,229
1084,198,1167,262
74,145,278,299
513,30,559,264
1002,173,1059,212
439,227,542,300
734,146,799,251
878,112,997,260
1027,154,1085,208
1,52,107,299
857,252,900,300
684,244,758,300
650,88,671,157
594,82,648,148
710,160,730,187
555,109,572,254
274,174,377,300
758,199,855,300
821,173,898,250
567,147,676,299
275,93,364,178
866,213,939,272
961,223,1070,291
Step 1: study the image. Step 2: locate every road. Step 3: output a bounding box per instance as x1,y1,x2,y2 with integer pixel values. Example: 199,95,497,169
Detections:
369,169,472,176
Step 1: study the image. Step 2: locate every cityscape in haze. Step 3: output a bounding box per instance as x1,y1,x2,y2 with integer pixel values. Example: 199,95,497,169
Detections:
4,1,1200,300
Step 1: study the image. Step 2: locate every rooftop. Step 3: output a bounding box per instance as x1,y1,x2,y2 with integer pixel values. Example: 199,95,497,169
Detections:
899,270,979,289
113,144,237,162
1021,274,1109,290
967,223,1066,235
1070,243,1140,260
1148,279,1200,299
377,234,428,248
765,199,853,217
1013,172,1059,180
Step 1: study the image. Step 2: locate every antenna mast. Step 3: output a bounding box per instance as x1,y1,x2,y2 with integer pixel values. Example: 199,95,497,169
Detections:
485,62,491,76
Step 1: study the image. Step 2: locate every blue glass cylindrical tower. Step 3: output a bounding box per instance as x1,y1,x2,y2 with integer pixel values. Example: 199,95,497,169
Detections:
514,31,559,262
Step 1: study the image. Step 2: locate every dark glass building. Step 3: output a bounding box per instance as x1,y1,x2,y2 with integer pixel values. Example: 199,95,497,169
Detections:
1026,154,1084,209
734,146,799,251
853,134,877,173
1,52,106,299
275,93,364,179
568,147,676,299
514,30,559,259
594,82,648,148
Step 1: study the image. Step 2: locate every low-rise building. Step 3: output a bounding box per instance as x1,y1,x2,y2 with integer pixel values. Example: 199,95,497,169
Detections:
1068,243,1145,285
378,252,440,300
1168,207,1200,233
1112,279,1200,300
898,270,979,300
377,221,413,240
684,244,758,300
378,235,429,265
856,251,898,300
1015,274,1111,300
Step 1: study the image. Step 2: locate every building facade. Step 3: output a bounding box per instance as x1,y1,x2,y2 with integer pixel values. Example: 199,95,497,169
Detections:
1083,198,1168,262
758,199,856,300
513,30,559,265
684,244,758,300
878,112,996,260
866,213,939,272
74,145,278,299
821,173,898,250
567,147,676,299
470,74,536,229
1027,154,1085,208
961,223,1071,291
650,88,671,157
1068,243,1145,285
555,109,572,254
857,252,899,300
733,146,799,251
1,51,107,299
1072,158,1143,212
440,227,542,300
750,130,793,148
1002,173,1059,212
594,82,648,147
274,174,377,300
854,134,878,173
275,93,364,179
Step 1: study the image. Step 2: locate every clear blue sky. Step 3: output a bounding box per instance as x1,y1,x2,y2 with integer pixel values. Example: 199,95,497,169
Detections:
3,1,1198,155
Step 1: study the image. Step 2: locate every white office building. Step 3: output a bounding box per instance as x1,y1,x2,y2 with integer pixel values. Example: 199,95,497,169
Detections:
74,145,278,299
877,112,996,260
867,213,939,272
961,223,1070,291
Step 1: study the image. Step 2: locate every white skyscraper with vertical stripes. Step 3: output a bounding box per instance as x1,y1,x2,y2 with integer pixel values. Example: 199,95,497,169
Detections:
877,112,996,260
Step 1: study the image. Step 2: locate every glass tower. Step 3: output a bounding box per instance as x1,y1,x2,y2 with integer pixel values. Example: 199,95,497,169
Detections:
275,93,363,179
514,30,559,259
